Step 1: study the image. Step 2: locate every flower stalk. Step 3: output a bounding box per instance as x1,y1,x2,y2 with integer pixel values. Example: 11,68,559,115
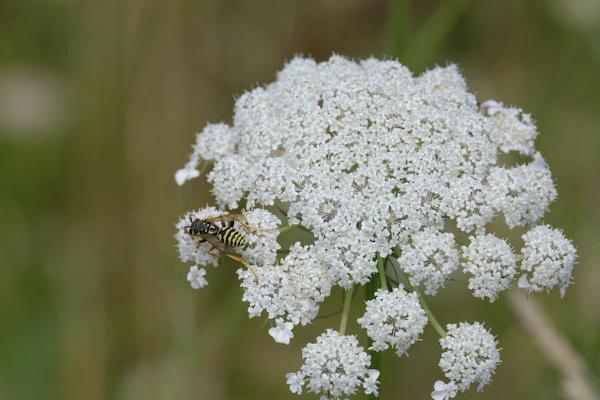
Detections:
389,254,446,337
377,254,389,291
339,285,354,335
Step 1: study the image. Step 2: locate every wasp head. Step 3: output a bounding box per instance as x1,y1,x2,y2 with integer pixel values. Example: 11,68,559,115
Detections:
186,217,218,236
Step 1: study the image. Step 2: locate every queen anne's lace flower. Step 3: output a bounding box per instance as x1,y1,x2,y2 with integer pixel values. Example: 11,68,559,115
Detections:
518,224,577,297
286,329,379,399
398,229,459,295
174,55,578,399
462,234,516,302
438,322,500,393
358,287,427,356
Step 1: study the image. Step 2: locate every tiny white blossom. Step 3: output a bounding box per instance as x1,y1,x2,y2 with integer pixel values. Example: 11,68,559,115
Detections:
363,369,381,396
431,380,458,400
398,229,459,295
269,319,295,345
519,224,577,296
286,372,304,394
358,287,427,356
187,265,208,289
287,329,379,399
462,234,516,302
438,322,500,392
174,167,199,186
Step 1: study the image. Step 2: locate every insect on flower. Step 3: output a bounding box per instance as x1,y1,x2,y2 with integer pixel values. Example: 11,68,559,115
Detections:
183,213,276,281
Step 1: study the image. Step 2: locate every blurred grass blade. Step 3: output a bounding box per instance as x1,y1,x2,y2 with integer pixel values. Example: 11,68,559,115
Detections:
398,0,472,71
391,0,411,58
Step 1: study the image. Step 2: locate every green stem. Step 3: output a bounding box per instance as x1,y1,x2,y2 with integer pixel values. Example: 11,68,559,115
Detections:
339,286,354,335
368,350,383,400
391,0,410,57
401,0,472,71
363,282,382,399
277,224,313,235
389,255,446,337
414,285,446,337
278,224,298,234
377,254,389,291
198,161,210,176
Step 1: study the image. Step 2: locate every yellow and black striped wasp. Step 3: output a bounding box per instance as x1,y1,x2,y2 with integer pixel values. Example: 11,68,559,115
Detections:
184,213,272,281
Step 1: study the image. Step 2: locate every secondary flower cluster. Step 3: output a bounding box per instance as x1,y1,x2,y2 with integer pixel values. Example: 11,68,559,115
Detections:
175,56,577,399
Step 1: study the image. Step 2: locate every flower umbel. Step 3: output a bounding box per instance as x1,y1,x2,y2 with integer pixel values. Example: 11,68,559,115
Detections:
175,55,577,399
286,329,379,399
438,322,500,393
462,234,516,302
518,225,577,297
358,286,427,356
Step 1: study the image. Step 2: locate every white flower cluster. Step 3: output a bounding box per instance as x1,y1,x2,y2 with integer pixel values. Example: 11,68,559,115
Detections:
174,55,577,399
358,287,427,356
398,229,459,295
238,208,281,266
286,329,379,399
481,100,538,156
238,242,335,338
487,153,556,228
462,234,516,302
518,225,577,297
437,322,500,394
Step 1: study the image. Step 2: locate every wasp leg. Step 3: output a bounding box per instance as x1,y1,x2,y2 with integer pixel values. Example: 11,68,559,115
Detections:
224,254,258,283
200,233,258,282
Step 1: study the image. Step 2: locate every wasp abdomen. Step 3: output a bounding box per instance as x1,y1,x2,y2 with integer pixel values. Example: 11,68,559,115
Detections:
216,226,247,248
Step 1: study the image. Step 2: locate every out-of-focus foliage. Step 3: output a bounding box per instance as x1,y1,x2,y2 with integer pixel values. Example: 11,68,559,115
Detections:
0,1,598,399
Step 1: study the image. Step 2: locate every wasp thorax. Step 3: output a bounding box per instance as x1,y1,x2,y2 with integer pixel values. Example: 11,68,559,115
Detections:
188,218,218,236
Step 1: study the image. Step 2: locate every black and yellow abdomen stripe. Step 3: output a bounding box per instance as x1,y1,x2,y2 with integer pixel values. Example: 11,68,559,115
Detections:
216,226,247,248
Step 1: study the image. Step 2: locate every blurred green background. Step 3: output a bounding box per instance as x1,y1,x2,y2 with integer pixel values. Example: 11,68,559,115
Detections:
1,0,599,399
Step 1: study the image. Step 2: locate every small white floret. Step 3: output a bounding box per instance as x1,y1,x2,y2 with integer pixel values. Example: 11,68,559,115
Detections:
286,372,304,394
462,234,516,302
269,320,295,345
174,167,199,186
487,153,556,228
438,322,500,392
519,224,577,296
431,380,458,400
482,100,538,155
287,329,379,399
187,265,208,289
398,229,459,295
358,287,427,356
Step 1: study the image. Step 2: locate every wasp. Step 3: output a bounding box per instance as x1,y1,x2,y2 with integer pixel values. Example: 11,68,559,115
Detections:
184,213,275,281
